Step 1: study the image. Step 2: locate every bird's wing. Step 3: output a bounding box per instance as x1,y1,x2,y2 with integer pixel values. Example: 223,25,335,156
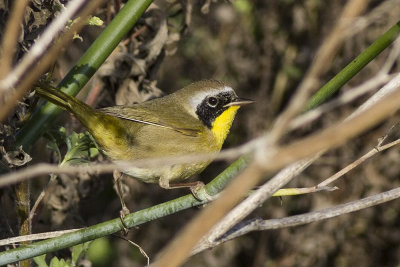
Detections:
100,106,202,137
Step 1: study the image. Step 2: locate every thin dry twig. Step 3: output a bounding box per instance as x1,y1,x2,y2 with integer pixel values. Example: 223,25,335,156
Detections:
350,0,400,35
0,138,259,188
318,137,400,188
380,37,400,74
199,158,316,247
115,236,150,266
29,175,57,221
273,159,400,197
0,0,30,78
192,186,400,254
0,229,81,246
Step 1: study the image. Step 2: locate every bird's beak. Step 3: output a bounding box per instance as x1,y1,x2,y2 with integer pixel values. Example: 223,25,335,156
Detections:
224,98,254,107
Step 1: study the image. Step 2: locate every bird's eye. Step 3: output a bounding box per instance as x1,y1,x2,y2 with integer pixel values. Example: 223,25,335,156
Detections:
207,96,219,107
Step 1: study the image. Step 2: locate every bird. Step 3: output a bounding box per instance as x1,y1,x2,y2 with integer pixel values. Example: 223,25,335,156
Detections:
35,80,253,200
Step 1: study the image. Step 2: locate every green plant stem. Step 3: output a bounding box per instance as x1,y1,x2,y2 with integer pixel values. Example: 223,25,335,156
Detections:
0,156,249,265
14,0,153,151
14,182,31,267
305,20,400,111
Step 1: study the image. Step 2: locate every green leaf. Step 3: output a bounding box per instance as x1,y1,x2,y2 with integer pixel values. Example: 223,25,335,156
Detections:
61,130,98,167
49,256,70,267
71,241,92,266
89,147,100,158
87,16,104,26
43,127,99,167
68,15,104,42
33,254,48,267
43,127,67,164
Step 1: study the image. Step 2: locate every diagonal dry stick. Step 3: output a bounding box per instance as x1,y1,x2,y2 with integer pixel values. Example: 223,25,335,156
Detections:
192,186,400,254
0,229,81,246
198,157,316,248
0,0,30,78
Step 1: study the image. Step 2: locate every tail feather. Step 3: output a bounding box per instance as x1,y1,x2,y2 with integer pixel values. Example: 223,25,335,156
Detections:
35,86,72,111
35,84,94,126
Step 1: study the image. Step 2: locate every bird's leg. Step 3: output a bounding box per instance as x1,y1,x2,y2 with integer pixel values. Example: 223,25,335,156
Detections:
113,170,130,234
159,176,217,202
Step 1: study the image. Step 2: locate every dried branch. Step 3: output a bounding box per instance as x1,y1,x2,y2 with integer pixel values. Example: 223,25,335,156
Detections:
0,0,29,78
350,0,400,35
115,236,150,266
198,158,315,248
192,186,400,254
0,229,81,246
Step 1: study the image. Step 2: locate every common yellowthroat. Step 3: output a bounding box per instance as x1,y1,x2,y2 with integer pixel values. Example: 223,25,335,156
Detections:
35,80,253,190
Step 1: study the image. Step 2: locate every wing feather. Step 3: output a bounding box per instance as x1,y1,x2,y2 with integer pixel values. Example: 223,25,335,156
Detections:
100,106,201,137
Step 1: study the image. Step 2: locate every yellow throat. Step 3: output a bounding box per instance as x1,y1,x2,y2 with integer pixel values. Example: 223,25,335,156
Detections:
211,106,240,147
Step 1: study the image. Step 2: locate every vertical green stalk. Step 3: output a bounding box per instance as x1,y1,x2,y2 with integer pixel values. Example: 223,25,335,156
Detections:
14,182,31,267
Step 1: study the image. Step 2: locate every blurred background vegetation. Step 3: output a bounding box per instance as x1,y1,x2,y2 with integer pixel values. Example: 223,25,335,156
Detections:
1,0,400,266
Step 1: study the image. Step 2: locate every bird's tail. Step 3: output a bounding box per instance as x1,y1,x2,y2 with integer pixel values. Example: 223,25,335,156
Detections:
34,83,98,134
35,84,81,112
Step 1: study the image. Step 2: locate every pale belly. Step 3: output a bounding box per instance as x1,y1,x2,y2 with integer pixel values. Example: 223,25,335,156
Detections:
116,160,211,184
